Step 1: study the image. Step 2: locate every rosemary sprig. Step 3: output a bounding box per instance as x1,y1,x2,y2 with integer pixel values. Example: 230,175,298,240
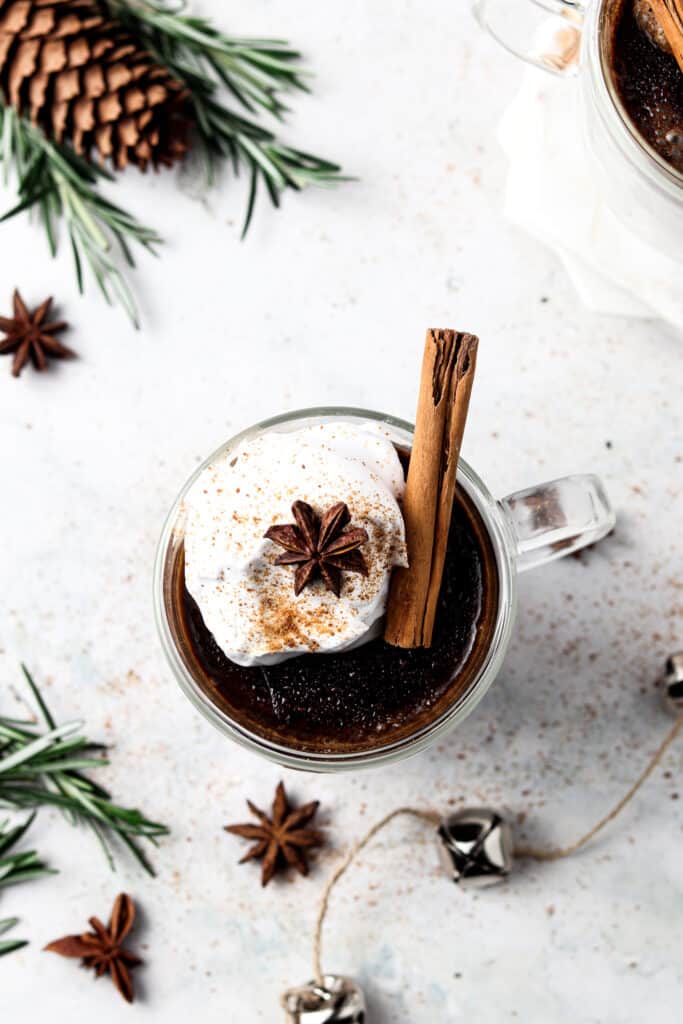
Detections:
0,813,52,956
0,813,54,890
0,916,26,957
109,3,311,118
107,0,344,236
0,108,160,327
0,666,169,877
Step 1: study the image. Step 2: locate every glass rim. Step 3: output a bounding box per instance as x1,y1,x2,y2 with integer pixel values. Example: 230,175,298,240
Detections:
153,407,518,771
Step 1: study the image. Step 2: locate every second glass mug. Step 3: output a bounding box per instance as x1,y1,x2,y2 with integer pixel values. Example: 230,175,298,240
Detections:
154,409,615,772
473,0,683,259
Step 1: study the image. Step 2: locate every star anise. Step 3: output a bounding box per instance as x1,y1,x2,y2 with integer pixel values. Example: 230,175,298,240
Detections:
225,781,324,887
0,289,73,377
264,500,369,597
44,893,142,1004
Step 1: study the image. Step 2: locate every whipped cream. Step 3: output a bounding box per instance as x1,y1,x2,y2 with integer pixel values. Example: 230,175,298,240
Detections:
183,421,408,667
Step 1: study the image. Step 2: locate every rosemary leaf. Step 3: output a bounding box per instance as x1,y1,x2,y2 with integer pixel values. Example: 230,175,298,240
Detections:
0,668,169,876
0,918,28,957
107,0,345,228
0,814,54,891
0,109,157,326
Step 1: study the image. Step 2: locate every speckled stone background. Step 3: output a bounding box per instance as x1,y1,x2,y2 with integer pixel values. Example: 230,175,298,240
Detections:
1,1,682,1021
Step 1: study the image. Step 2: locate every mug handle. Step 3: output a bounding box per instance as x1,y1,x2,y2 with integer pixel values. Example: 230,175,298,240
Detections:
500,474,615,572
473,0,586,77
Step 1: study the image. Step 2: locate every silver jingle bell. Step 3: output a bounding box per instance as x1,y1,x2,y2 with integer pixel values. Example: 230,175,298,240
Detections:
281,975,366,1023
660,653,683,715
437,807,513,888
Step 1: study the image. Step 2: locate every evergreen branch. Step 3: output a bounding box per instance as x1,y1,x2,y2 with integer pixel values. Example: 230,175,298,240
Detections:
0,667,169,877
106,0,345,233
0,107,161,326
108,1,311,115
0,2,344,317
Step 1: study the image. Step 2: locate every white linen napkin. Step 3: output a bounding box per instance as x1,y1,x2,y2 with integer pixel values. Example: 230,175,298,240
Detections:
498,63,683,329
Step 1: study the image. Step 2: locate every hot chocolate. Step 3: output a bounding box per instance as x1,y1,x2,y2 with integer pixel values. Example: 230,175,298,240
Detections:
159,325,502,755
165,471,499,755
608,0,683,173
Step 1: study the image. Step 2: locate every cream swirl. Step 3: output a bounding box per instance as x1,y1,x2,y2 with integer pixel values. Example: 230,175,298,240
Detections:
183,421,408,667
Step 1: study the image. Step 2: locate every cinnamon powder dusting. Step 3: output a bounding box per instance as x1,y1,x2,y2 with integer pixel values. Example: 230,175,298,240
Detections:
256,595,328,653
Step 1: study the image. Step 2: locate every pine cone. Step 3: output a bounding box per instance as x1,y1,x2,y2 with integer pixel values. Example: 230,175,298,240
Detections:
0,0,191,170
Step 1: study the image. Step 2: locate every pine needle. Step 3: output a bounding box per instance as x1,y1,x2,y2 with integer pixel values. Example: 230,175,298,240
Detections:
0,109,159,327
0,666,169,878
0,814,53,956
0,813,53,889
108,0,345,235
0,917,28,957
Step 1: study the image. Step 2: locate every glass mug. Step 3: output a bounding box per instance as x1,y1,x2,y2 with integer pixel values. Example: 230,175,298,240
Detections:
473,0,683,258
154,409,615,771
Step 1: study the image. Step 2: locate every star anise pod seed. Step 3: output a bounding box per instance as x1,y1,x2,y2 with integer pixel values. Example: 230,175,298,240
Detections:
264,500,369,597
44,893,142,1004
225,781,324,887
0,289,73,377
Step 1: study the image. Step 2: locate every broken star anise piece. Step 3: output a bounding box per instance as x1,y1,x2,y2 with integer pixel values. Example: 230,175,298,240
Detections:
44,893,142,1004
264,499,369,597
0,289,74,377
225,781,324,887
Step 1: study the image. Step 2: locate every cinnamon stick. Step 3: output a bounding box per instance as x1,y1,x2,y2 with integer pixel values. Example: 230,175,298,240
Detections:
650,0,683,72
384,328,478,649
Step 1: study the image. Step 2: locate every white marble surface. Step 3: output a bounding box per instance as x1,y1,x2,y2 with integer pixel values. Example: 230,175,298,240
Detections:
1,1,682,1021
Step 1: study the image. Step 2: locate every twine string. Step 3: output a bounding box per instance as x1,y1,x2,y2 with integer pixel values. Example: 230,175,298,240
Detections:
313,806,440,985
515,714,683,860
312,715,683,985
